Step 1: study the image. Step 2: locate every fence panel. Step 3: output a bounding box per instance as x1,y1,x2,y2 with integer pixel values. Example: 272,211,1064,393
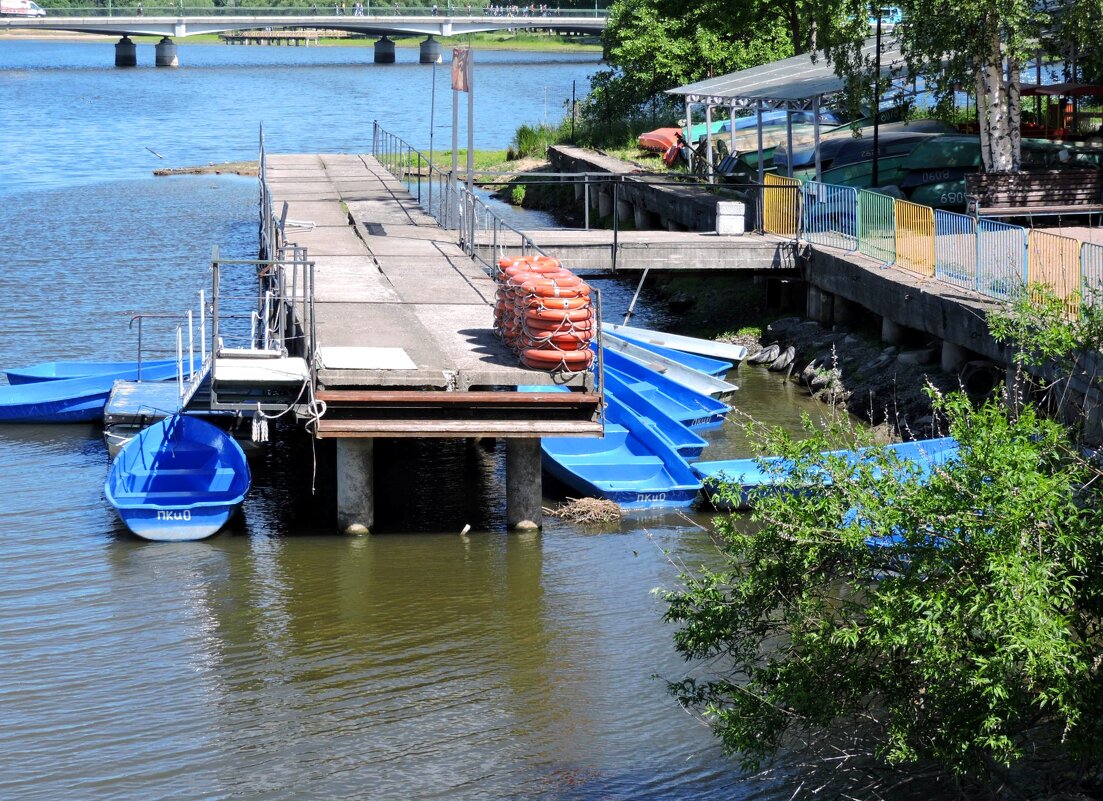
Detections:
1082,242,1103,311
857,189,896,264
894,199,935,276
934,210,977,290
762,173,802,239
976,219,1027,300
1028,229,1083,318
801,181,858,251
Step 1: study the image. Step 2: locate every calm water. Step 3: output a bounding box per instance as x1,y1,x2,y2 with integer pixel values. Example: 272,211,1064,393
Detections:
0,39,838,800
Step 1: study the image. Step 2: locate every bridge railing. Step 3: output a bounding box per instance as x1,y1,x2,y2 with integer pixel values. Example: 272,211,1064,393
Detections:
41,5,611,18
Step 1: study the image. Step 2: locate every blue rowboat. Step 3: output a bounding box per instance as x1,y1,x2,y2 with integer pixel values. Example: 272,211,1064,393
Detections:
0,361,183,424
599,339,737,397
603,368,707,459
602,330,732,376
104,414,251,541
520,385,702,509
4,358,179,385
602,348,730,426
604,324,749,363
694,436,959,511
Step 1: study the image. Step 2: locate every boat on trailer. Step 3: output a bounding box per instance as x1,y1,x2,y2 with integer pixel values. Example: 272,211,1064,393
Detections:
3,358,179,385
104,414,251,541
604,324,748,363
694,436,959,511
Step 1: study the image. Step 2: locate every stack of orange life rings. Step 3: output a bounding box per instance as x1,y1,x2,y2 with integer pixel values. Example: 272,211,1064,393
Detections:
495,255,595,372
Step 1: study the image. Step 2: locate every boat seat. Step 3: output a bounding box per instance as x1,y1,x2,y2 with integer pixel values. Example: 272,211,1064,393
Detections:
119,467,238,494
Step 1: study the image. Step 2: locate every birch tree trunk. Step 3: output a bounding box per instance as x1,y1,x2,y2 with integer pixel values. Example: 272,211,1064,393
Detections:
976,30,1016,173
1007,56,1022,172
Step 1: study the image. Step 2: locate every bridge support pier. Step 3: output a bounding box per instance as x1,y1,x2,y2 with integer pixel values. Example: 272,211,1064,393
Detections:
505,438,542,530
155,37,179,67
419,35,442,64
114,36,137,68
374,36,395,64
337,438,374,535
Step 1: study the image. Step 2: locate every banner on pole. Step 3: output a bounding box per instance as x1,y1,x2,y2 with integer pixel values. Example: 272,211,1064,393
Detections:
451,47,471,92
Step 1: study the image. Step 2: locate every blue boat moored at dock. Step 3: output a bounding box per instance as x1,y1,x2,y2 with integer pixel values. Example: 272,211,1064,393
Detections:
603,368,707,459
602,330,733,376
694,436,959,511
0,361,183,424
3,358,179,385
523,384,702,509
105,414,251,541
603,348,730,427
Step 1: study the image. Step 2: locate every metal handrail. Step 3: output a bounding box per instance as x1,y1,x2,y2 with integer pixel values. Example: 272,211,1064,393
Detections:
30,6,612,18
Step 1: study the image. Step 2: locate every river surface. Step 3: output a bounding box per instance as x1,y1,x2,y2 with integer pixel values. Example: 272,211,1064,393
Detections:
0,39,843,800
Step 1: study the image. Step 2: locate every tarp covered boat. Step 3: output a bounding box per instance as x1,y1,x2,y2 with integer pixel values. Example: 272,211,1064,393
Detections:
104,414,251,541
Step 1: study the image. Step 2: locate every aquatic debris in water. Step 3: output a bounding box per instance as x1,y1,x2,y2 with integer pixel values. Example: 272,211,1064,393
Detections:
544,497,622,525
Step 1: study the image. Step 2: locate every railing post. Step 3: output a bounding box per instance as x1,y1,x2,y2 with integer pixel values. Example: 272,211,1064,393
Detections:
187,309,194,376
611,179,619,273
584,178,590,230
372,119,378,156
200,288,207,365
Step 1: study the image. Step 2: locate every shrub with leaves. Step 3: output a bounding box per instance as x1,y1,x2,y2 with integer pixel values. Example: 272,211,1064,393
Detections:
663,393,1103,791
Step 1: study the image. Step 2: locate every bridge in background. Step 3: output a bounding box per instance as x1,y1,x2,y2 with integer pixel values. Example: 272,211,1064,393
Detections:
1,9,607,65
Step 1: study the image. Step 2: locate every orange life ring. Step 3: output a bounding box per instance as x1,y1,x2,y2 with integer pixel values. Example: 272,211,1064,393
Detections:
521,280,591,299
522,295,591,311
524,306,593,323
520,348,594,371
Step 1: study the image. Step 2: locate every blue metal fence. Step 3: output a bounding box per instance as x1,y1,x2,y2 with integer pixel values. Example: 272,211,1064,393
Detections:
976,219,1028,299
802,181,858,251
933,210,977,290
791,179,1095,316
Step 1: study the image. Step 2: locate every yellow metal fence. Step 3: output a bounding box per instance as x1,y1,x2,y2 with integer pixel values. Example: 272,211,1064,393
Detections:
1027,229,1084,318
894,200,936,277
762,174,802,238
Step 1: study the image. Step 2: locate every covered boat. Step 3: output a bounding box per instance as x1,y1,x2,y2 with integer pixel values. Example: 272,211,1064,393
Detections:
694,436,959,511
604,324,747,362
104,414,251,541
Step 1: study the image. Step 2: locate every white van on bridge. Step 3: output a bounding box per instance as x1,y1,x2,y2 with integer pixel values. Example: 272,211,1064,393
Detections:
1,0,47,15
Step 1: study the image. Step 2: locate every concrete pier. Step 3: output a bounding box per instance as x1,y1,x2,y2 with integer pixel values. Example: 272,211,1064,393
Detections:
337,439,374,534
505,438,542,530
114,36,136,67
155,37,178,67
263,153,601,531
374,36,395,63
419,35,441,64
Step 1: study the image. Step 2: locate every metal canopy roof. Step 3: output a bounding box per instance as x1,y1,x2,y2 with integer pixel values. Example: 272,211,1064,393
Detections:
666,37,907,110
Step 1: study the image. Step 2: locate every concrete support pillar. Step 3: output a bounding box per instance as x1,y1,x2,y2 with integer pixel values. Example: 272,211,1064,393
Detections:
374,36,395,64
573,177,583,201
881,316,905,345
632,205,657,230
155,37,178,67
597,190,612,218
807,286,833,325
336,438,374,535
114,36,137,67
505,438,542,530
941,340,966,373
832,294,856,326
615,197,632,225
419,35,441,64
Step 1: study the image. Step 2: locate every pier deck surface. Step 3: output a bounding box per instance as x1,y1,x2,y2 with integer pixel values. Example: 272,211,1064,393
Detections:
263,154,600,438
265,153,591,392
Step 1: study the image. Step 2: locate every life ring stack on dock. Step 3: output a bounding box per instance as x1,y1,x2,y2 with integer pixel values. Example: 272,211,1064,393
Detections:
495,256,595,372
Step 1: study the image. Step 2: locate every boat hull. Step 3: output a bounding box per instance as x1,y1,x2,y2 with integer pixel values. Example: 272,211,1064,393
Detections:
605,324,748,362
602,352,730,427
4,359,179,385
105,414,251,541
114,506,237,542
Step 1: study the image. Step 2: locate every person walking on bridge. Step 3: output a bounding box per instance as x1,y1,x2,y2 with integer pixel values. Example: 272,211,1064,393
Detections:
136,1,143,15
